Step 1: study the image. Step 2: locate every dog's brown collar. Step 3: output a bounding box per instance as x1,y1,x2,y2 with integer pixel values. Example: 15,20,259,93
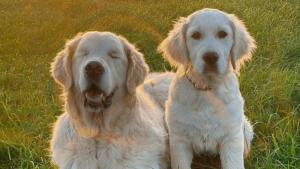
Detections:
186,74,212,91
185,61,212,91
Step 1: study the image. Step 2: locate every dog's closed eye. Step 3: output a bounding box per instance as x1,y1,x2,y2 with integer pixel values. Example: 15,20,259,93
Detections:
80,48,89,56
108,51,118,59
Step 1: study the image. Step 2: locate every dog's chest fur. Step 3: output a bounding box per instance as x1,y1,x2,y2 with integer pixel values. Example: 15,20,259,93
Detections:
94,128,163,168
168,74,244,154
53,110,165,169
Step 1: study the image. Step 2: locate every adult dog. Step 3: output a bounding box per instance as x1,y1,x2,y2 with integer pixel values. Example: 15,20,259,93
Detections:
50,31,171,169
158,9,256,169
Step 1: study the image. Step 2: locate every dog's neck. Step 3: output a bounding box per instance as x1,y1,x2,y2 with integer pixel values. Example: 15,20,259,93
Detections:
184,66,231,91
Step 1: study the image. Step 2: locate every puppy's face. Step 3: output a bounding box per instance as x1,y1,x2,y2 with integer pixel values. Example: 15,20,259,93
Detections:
186,10,234,75
72,32,128,112
158,8,256,75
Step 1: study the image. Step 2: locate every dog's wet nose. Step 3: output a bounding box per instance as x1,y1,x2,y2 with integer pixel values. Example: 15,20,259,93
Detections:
203,52,219,65
85,61,104,77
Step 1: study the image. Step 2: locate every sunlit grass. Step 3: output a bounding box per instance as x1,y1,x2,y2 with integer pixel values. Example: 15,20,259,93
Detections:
0,0,299,168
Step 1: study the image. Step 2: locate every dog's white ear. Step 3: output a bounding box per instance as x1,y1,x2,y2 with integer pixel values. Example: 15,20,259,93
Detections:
229,14,256,71
51,33,83,92
158,17,189,70
121,37,149,95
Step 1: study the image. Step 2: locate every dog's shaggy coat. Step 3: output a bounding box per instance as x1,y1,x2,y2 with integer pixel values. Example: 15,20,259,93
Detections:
50,31,171,169
158,9,256,169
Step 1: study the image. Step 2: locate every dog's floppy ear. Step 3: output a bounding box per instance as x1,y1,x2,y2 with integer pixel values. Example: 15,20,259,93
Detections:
158,17,189,70
121,37,149,95
51,33,83,92
229,14,256,71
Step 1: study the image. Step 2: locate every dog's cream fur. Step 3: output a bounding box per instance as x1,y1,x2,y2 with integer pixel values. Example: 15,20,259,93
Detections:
50,31,171,169
158,9,256,169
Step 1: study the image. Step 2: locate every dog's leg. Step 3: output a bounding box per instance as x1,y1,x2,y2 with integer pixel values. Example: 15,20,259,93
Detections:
169,135,193,169
243,117,254,156
220,136,245,169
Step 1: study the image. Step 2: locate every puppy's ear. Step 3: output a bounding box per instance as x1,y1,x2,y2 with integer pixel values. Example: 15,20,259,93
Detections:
51,33,83,92
229,15,256,71
121,37,149,95
158,17,189,70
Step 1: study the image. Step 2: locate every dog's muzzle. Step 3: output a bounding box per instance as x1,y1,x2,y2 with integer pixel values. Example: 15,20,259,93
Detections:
83,61,116,111
203,52,219,73
203,52,219,65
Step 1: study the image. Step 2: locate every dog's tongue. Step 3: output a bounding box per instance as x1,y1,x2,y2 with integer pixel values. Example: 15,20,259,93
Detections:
85,91,104,103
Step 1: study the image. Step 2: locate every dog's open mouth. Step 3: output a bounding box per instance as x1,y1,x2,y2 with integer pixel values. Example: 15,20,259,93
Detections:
83,84,116,112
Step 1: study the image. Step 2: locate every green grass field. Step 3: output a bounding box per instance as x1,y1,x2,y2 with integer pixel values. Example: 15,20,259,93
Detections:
0,0,299,168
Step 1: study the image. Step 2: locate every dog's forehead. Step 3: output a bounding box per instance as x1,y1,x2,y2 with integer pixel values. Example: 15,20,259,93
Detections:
80,32,123,51
189,9,230,28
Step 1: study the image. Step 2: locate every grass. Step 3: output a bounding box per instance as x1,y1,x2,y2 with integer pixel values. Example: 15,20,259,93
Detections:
0,0,299,168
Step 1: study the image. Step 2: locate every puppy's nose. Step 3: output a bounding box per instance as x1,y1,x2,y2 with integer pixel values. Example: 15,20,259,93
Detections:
203,52,219,65
85,61,104,77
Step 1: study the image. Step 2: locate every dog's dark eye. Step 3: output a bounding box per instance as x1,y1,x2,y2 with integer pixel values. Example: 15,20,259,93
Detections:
191,32,201,40
218,31,227,38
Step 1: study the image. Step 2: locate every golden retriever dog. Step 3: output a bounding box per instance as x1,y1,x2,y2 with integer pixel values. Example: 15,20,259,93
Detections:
50,31,172,169
158,9,256,169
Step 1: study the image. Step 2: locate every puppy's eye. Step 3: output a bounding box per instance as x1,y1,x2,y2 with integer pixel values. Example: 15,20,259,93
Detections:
218,31,227,38
191,32,201,40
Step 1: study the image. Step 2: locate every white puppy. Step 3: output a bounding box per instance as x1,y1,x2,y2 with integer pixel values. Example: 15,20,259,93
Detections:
158,9,256,169
50,31,171,169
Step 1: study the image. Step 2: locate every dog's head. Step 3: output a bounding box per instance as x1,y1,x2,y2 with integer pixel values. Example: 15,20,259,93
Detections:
158,8,256,75
51,31,148,114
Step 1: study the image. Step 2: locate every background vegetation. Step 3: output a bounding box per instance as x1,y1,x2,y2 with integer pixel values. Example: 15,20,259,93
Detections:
0,0,299,168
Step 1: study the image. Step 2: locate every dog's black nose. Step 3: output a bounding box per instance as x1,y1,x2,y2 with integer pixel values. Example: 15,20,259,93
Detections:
85,61,104,77
203,52,219,65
